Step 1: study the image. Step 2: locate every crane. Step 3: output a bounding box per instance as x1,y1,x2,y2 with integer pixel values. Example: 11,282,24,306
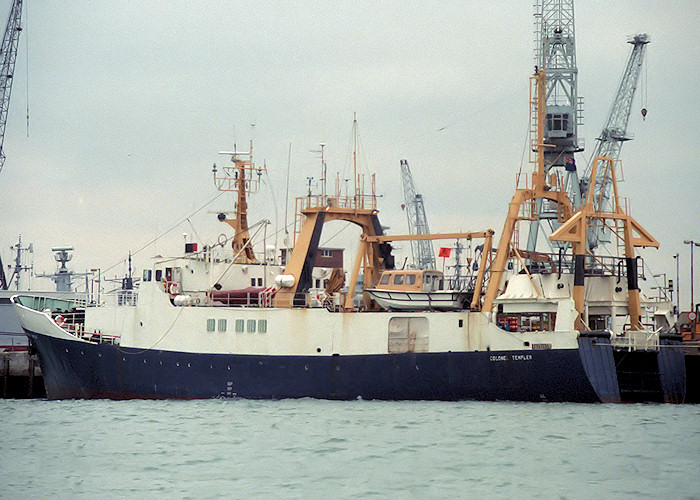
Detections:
581,34,649,250
527,0,585,252
0,0,22,174
0,0,23,290
400,159,435,270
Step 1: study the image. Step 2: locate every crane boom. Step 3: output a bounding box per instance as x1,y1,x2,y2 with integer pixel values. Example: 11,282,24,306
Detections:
0,0,21,173
400,159,435,270
582,33,649,250
0,0,22,290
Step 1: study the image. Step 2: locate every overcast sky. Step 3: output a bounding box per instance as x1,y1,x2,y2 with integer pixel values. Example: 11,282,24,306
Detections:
0,1,698,307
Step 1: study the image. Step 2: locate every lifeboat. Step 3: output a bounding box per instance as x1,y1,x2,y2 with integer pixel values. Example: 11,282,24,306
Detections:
366,269,471,311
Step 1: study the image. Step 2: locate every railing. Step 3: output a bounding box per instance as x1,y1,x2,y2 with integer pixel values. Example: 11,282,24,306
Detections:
611,329,660,351
210,290,266,307
259,286,277,308
52,313,120,345
97,290,139,308
510,251,646,280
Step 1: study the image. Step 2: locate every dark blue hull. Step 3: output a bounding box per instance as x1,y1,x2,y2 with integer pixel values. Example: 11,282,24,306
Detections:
25,330,686,403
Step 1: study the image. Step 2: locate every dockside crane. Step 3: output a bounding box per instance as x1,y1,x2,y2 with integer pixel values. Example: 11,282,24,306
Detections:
581,34,649,250
0,0,21,175
400,159,435,270
0,0,23,290
527,0,585,252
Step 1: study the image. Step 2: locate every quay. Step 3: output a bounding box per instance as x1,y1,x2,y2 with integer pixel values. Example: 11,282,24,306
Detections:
1,350,45,398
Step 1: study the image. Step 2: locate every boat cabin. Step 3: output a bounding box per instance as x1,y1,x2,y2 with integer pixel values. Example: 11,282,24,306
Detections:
376,269,445,292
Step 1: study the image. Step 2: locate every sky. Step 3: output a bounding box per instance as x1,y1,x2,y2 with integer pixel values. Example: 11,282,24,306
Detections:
0,1,698,308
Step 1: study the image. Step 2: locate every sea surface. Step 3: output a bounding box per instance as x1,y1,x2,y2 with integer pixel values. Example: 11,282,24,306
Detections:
1,399,698,499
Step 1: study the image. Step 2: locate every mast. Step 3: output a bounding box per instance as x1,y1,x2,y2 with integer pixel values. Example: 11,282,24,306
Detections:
352,113,359,206
213,140,265,264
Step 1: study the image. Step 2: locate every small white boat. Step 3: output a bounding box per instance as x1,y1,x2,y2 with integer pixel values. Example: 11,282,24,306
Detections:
366,270,470,311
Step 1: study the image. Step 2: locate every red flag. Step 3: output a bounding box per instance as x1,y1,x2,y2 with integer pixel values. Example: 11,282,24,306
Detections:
438,247,451,258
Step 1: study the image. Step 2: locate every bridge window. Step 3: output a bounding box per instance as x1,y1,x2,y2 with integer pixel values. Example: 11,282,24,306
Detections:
393,274,404,285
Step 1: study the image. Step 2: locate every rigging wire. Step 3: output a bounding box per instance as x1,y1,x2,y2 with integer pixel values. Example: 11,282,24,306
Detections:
100,190,226,277
320,222,352,247
186,217,203,246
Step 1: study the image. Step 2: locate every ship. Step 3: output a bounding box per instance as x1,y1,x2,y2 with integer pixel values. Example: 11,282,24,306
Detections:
0,241,94,397
11,69,686,403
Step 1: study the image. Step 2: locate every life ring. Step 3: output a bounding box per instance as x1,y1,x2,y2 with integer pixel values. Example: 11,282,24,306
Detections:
169,282,180,295
55,315,65,326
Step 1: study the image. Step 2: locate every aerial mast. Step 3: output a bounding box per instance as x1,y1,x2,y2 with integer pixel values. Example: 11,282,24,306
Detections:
212,140,266,264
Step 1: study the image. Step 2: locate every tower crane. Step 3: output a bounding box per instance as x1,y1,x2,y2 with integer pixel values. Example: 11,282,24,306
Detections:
0,0,23,290
527,0,585,252
581,34,649,250
400,159,435,270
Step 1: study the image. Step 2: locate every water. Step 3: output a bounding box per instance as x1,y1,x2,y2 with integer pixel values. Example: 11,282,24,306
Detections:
1,399,698,499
